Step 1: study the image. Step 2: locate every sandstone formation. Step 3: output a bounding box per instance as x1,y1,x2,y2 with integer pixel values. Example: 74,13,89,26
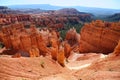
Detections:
0,22,67,66
65,28,80,46
57,46,65,67
29,47,40,57
36,34,48,56
1,26,74,62
64,41,71,58
0,11,92,31
49,38,59,60
49,47,58,60
65,28,80,53
0,32,3,42
79,20,120,53
0,14,31,26
0,23,48,57
112,40,120,56
31,12,92,30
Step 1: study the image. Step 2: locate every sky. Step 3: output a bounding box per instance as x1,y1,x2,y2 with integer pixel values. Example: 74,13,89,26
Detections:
0,0,120,9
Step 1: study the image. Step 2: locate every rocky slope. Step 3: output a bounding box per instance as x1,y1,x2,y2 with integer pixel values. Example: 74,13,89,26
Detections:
79,20,120,54
0,56,69,80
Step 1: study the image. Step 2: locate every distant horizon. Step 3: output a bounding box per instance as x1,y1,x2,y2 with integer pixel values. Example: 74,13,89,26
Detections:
1,4,120,10
0,0,120,9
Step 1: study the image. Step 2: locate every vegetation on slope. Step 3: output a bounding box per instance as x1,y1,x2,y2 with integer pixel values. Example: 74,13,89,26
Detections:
59,23,83,39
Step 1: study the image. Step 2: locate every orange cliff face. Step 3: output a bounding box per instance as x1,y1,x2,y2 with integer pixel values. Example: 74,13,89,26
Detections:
79,20,120,54
112,40,120,56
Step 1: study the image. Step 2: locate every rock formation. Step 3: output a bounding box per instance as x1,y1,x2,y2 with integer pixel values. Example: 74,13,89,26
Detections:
36,34,48,56
112,40,120,56
65,28,80,54
0,32,3,42
29,47,40,57
0,23,62,58
57,46,65,67
31,12,92,30
49,47,58,60
79,20,120,53
65,28,80,46
20,34,32,52
49,38,59,59
0,14,31,25
64,41,71,58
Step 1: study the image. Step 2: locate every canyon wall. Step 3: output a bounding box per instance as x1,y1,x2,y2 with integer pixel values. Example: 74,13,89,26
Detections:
79,20,120,54
112,40,120,56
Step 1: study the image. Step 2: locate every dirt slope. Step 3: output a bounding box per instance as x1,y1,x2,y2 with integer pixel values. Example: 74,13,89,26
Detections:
74,56,120,80
0,56,68,80
0,51,120,80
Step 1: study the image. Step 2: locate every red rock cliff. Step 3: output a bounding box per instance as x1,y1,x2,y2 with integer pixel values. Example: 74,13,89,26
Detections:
79,20,120,53
112,40,120,56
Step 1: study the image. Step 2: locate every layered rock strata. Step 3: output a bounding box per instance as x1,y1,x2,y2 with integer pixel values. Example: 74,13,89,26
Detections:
79,20,120,53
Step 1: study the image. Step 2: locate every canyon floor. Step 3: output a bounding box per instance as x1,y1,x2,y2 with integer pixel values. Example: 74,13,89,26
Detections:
0,50,120,80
